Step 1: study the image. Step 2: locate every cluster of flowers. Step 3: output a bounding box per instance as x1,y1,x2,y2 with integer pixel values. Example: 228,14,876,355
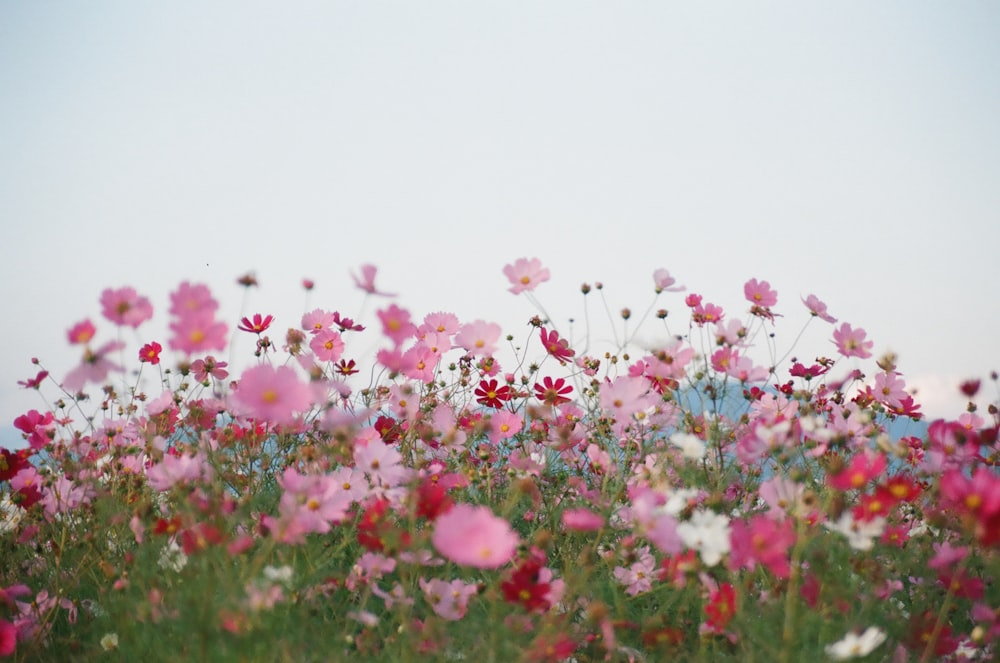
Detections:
1,258,998,661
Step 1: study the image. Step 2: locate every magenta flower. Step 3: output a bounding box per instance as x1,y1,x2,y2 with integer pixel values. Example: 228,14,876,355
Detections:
67,319,96,345
832,323,873,359
232,365,314,426
0,619,16,656
432,504,519,569
351,264,396,297
100,287,153,328
503,257,550,294
13,410,54,450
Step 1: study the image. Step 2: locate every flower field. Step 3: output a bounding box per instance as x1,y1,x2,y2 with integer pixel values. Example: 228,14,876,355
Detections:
1,260,997,662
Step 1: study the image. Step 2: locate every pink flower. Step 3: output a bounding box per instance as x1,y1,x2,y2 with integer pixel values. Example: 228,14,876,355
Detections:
190,356,228,382
0,619,16,657
828,452,887,491
146,453,213,491
744,278,778,308
419,578,479,620
432,504,519,569
489,410,523,444
419,311,461,336
503,257,550,294
355,439,410,489
302,309,336,334
562,508,604,531
41,475,90,516
539,327,575,365
352,264,396,297
13,410,54,450
832,323,873,359
101,287,154,328
169,311,228,355
309,329,345,363
801,294,837,323
232,365,314,426
67,319,96,345
377,304,416,346
653,268,685,293
169,282,219,317
63,340,126,392
454,320,501,356
729,515,796,579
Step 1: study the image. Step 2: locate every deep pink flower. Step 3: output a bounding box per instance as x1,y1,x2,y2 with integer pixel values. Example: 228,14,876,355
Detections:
100,287,153,328
139,341,163,365
432,504,519,569
0,619,15,657
828,452,887,491
238,313,274,335
503,258,550,294
832,323,873,359
744,278,778,308
17,370,49,389
13,410,54,450
232,365,314,426
539,327,575,364
352,264,396,297
67,319,96,345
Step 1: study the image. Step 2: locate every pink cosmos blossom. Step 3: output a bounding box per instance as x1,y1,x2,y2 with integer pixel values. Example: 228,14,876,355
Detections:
419,311,460,336
301,309,336,334
41,475,90,516
351,264,396,297
743,278,778,308
613,546,656,596
872,372,908,410
273,468,356,543
101,287,154,328
190,356,229,382
653,268,685,293
169,281,219,317
376,347,417,375
376,304,416,346
832,323,873,359
503,257,550,294
401,343,439,382
828,452,887,491
489,410,523,444
232,365,314,426
355,439,410,489
309,329,345,363
67,319,96,345
168,311,228,355
146,452,214,491
13,410,54,450
801,294,837,323
728,515,796,579
432,504,519,569
63,340,126,392
599,376,655,423
454,320,501,356
419,578,479,620
562,508,604,531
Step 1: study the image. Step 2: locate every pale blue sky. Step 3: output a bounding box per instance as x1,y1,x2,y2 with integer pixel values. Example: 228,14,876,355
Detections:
1,2,998,429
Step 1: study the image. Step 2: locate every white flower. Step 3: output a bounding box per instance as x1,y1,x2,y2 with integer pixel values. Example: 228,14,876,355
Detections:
0,495,24,534
158,540,188,572
263,565,294,586
676,508,731,566
824,626,887,660
823,513,886,551
669,432,706,460
100,633,119,651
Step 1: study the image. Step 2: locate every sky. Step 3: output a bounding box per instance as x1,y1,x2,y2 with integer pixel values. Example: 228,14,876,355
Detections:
1,2,999,437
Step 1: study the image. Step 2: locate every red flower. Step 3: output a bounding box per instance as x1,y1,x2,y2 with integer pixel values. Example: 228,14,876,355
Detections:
704,583,736,632
539,327,575,365
534,376,573,407
139,341,163,365
475,379,512,409
334,358,359,376
501,556,552,612
960,379,981,397
415,480,453,521
238,313,274,335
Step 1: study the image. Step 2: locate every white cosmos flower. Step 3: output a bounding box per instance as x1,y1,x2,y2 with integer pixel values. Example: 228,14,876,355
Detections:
676,508,731,566
823,513,886,551
824,626,887,660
